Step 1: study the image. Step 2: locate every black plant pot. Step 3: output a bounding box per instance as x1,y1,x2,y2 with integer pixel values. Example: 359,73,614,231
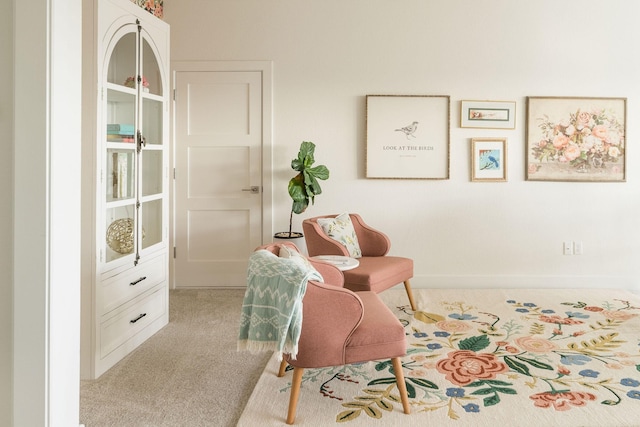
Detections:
273,231,304,239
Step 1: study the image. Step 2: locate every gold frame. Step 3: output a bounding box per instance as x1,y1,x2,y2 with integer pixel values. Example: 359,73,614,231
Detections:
471,137,508,182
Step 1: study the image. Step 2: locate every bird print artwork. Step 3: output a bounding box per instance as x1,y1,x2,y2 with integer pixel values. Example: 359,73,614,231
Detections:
395,121,419,139
479,150,500,170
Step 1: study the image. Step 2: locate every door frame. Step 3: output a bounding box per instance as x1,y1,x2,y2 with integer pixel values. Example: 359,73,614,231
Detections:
170,61,273,289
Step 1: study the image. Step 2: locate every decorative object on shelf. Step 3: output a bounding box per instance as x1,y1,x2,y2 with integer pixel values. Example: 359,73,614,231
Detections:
106,218,145,254
366,95,450,179
471,137,508,182
106,218,135,254
123,75,149,92
460,100,516,129
526,97,626,182
274,141,330,240
131,0,164,19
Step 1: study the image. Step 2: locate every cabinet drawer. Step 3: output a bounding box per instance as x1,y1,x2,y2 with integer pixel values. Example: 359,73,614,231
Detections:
100,254,166,314
100,287,166,358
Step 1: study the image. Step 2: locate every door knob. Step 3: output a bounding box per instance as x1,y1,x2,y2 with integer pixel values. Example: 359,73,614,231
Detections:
242,186,260,194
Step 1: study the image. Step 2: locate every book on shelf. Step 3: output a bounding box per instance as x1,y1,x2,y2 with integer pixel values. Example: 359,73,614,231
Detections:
107,123,135,134
111,152,130,199
107,134,135,143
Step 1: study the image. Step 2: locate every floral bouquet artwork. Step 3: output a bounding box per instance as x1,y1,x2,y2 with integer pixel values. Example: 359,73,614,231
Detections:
131,0,163,19
526,97,626,182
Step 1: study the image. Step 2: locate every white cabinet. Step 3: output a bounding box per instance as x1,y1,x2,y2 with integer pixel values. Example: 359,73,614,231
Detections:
81,0,170,379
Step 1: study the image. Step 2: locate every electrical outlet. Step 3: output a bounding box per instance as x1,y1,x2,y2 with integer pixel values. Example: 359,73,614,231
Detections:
563,241,573,255
574,241,583,255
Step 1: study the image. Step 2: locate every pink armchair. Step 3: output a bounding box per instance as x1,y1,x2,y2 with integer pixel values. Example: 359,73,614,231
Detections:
256,242,410,424
303,213,417,311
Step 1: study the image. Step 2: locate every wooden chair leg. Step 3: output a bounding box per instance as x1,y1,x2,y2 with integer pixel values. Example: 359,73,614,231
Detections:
286,367,304,424
278,359,288,377
404,279,416,311
392,357,411,414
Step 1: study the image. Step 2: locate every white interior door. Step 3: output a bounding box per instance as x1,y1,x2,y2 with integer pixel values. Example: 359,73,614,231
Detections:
174,69,264,287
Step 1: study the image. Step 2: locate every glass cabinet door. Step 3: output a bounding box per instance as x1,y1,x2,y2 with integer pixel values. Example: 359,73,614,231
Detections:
103,24,165,266
139,32,164,256
104,27,138,263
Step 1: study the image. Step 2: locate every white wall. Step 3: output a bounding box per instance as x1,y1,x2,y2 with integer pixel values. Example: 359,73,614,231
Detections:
166,0,640,291
0,0,14,424
10,0,82,425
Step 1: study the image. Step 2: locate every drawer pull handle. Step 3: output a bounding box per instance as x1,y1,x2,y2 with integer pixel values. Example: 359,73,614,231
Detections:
130,276,147,286
130,313,147,324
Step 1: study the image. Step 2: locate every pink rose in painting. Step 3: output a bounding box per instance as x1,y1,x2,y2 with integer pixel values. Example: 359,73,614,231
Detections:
592,124,609,141
553,134,570,149
576,111,593,129
530,391,596,411
538,140,548,148
515,336,558,353
563,144,581,161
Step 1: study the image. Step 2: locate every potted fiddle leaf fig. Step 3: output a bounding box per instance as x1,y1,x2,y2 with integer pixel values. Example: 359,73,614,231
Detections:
274,141,330,239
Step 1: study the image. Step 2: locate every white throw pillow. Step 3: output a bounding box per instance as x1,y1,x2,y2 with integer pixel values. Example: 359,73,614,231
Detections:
316,213,362,258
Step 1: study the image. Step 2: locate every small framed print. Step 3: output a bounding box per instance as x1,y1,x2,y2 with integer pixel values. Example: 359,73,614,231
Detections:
471,137,507,182
461,100,516,129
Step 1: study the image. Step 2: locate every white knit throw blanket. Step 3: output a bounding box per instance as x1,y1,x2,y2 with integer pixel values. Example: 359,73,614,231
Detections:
238,249,322,360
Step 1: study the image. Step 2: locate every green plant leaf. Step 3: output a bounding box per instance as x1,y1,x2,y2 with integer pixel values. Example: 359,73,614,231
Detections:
287,141,330,217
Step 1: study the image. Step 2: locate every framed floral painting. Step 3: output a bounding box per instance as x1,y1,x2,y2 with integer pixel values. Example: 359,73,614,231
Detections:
526,97,626,182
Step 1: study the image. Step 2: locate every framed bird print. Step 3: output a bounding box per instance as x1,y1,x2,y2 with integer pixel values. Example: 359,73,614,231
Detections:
366,95,450,179
471,137,507,182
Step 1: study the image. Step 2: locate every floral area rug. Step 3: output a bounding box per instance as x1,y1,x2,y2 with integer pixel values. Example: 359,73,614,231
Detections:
238,288,640,426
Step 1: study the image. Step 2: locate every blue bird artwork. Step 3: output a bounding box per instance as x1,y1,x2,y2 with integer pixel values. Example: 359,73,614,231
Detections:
479,150,500,170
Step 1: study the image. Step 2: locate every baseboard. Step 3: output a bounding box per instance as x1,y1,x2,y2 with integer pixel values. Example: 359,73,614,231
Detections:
408,274,640,293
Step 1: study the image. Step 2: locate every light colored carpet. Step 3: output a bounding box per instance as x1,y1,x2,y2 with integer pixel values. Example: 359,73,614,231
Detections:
80,289,270,427
239,288,640,426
